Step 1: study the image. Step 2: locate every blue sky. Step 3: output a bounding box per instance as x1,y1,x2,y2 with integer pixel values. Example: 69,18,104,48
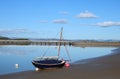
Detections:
0,0,120,40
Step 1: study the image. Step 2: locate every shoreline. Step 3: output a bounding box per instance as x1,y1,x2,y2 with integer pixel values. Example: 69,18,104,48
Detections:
1,39,120,47
0,47,120,79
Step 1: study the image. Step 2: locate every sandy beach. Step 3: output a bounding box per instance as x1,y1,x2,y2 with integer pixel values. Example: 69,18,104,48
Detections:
0,47,120,79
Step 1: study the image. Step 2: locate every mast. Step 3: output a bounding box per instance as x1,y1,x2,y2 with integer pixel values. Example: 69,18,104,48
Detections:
58,27,63,58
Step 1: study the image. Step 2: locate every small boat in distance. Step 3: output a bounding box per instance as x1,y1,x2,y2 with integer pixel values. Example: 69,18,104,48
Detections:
32,27,69,69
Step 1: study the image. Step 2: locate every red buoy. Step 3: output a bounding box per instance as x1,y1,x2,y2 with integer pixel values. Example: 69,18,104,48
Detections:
65,62,70,67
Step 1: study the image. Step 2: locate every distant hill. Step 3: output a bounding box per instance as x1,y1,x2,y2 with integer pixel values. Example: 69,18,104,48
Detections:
0,36,30,40
12,38,29,40
0,36,9,40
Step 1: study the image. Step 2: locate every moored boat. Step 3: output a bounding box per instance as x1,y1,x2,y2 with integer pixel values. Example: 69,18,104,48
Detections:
32,27,70,69
32,56,65,69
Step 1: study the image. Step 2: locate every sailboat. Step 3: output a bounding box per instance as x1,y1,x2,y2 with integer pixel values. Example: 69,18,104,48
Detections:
32,27,69,69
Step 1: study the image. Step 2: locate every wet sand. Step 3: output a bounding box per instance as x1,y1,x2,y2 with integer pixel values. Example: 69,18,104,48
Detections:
0,47,120,79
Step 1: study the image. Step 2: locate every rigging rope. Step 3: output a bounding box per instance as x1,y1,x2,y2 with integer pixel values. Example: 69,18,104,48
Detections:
42,28,61,58
41,27,71,61
65,45,71,61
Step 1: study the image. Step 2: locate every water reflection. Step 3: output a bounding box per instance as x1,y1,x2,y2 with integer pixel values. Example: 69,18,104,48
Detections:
0,46,32,55
0,45,116,75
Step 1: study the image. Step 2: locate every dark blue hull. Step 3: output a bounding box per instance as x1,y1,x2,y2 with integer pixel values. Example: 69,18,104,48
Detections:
32,59,65,69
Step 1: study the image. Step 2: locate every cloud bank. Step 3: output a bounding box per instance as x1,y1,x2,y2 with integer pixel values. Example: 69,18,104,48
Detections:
0,28,32,34
92,21,120,27
39,20,48,23
59,11,69,15
53,19,68,24
76,11,98,18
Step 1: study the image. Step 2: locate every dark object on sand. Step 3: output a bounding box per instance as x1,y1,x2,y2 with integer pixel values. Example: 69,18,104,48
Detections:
32,56,65,69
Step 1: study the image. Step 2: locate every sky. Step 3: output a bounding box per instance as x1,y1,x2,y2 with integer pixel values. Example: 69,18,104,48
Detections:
0,0,120,40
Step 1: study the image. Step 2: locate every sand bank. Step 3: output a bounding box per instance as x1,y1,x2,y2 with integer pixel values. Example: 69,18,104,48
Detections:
0,47,120,79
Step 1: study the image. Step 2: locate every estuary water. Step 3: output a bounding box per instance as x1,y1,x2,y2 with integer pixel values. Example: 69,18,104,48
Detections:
0,45,116,75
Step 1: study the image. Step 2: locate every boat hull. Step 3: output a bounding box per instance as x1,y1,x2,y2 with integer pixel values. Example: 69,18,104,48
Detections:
32,60,65,69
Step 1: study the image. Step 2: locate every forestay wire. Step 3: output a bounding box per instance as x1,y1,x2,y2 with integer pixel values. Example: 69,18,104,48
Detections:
41,28,61,58
41,27,71,61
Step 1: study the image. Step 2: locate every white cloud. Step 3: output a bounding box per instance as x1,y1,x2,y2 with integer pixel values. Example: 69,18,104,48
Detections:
53,19,68,24
92,21,120,27
76,11,98,18
0,28,32,34
59,11,69,15
39,20,48,23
